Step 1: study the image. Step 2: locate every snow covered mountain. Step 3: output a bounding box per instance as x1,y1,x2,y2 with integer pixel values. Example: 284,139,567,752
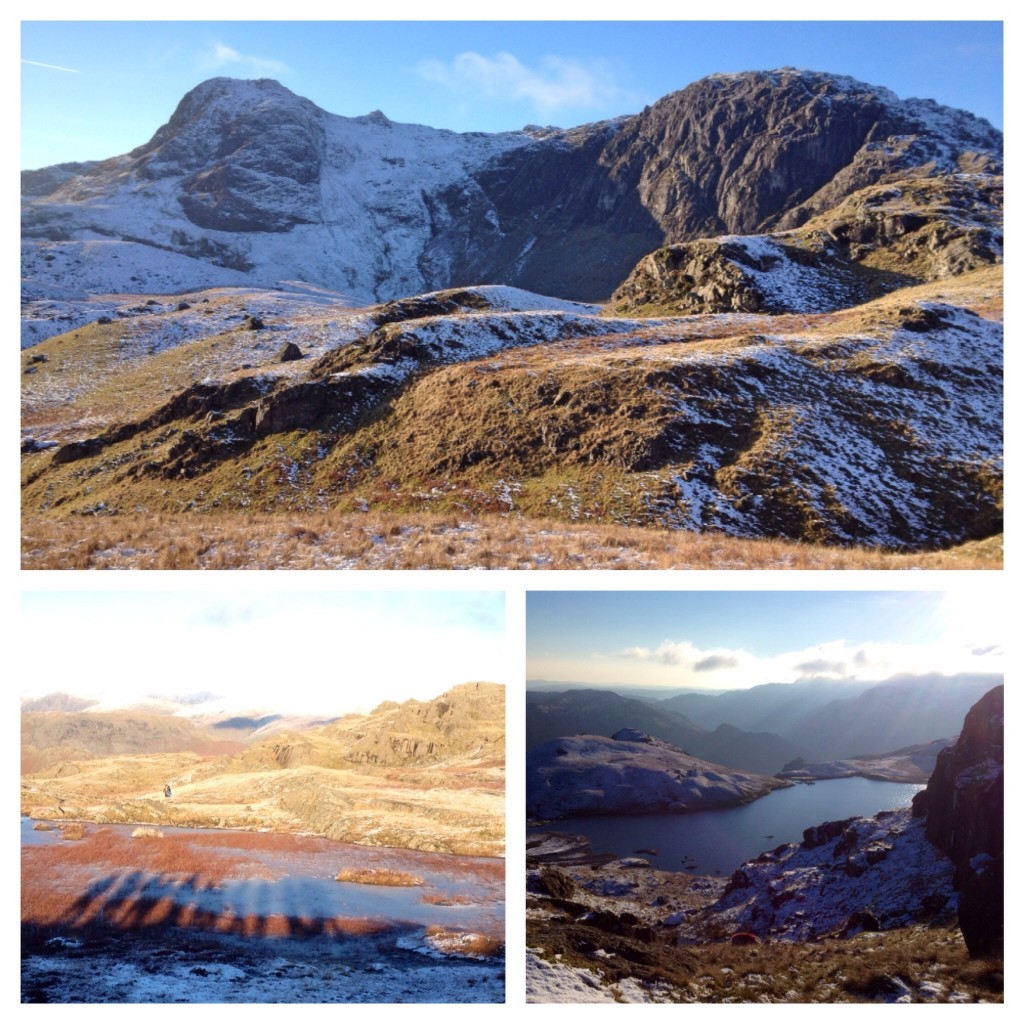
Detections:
23,70,1002,306
526,729,788,820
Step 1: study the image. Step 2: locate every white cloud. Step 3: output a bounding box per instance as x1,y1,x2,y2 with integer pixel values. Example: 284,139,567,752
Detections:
589,635,1005,692
202,42,289,76
417,51,625,115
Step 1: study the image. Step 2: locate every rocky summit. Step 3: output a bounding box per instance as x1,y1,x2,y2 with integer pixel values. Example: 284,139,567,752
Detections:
21,69,1003,566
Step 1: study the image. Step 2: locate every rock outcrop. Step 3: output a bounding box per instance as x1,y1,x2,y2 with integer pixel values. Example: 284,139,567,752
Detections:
912,685,1003,956
611,175,1003,316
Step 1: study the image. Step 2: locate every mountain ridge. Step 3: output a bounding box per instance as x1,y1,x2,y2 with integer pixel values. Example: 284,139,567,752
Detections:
23,69,1002,307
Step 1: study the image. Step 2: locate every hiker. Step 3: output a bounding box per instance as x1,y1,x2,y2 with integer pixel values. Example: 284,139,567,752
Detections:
164,784,172,798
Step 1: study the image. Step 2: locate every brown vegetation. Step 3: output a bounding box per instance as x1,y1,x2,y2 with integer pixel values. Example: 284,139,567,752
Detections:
20,511,1001,570
21,267,1001,564
528,913,1001,1002
21,684,505,858
421,891,477,906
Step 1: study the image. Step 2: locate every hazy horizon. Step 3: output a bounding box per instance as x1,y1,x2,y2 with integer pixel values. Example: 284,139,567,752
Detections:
21,590,508,716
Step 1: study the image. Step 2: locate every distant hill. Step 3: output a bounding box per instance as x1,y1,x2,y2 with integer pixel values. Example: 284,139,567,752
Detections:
796,675,999,760
526,688,800,776
20,710,242,768
21,692,98,713
659,680,872,733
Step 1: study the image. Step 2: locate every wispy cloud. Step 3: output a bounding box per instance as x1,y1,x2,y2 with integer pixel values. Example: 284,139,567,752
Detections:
604,636,1004,690
22,58,79,73
417,51,626,115
201,42,289,76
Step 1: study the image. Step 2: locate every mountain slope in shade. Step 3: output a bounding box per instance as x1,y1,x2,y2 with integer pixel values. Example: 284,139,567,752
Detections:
795,675,1000,761
22,70,1001,309
660,674,1000,762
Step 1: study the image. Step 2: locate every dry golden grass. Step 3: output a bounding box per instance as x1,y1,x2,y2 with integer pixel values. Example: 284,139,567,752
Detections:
130,827,165,839
59,822,87,840
21,511,1002,569
335,868,424,887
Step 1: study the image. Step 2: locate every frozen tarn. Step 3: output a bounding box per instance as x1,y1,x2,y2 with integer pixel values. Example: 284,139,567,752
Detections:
23,933,504,1003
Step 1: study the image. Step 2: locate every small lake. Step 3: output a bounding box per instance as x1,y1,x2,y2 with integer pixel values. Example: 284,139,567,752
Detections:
21,819,503,934
529,777,923,874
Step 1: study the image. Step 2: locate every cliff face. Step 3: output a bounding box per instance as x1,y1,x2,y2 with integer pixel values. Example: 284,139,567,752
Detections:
913,685,1003,956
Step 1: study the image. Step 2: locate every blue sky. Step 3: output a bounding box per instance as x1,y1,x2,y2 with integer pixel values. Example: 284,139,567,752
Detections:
526,591,1005,690
20,590,508,713
20,19,1003,170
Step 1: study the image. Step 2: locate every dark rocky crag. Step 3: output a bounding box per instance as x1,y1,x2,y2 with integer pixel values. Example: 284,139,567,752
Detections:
913,685,1003,956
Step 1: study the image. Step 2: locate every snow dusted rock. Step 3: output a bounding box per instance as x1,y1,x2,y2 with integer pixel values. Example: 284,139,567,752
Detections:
526,732,788,820
777,737,953,784
692,807,955,942
611,235,868,315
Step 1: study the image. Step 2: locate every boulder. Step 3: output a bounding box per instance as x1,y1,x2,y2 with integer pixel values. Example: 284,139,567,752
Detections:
275,341,303,362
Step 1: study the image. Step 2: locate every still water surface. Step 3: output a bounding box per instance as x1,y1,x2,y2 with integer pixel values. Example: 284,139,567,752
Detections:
530,777,922,874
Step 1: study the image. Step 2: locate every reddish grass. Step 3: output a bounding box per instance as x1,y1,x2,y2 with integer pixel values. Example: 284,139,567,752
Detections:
23,827,275,889
335,868,424,886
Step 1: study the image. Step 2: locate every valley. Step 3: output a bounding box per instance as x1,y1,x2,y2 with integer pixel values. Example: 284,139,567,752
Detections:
523,681,1003,1003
